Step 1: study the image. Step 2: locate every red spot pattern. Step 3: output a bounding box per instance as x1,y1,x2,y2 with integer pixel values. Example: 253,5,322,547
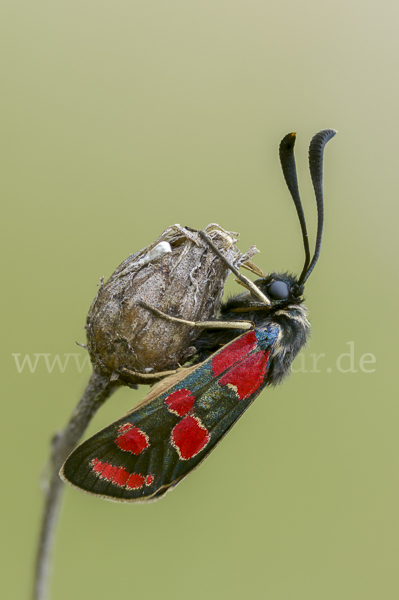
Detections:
219,350,270,400
211,331,258,376
91,458,146,490
126,472,146,490
165,388,195,416
171,415,210,460
115,423,149,455
145,474,154,486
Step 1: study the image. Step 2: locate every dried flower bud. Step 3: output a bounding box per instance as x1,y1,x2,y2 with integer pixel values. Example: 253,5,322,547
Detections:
86,224,259,386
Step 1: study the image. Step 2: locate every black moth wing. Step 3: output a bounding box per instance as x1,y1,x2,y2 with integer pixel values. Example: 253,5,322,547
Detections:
61,325,279,502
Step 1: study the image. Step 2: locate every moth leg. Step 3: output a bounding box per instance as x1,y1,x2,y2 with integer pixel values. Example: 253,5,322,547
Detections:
118,365,190,387
120,366,187,379
196,230,271,307
140,301,253,330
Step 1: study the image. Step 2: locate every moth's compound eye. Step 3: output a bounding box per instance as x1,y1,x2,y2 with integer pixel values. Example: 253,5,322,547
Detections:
268,281,290,300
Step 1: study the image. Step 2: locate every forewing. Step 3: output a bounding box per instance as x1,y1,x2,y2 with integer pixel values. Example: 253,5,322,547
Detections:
61,324,279,502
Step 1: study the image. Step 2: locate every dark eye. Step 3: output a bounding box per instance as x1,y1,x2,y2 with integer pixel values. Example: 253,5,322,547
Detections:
267,281,290,300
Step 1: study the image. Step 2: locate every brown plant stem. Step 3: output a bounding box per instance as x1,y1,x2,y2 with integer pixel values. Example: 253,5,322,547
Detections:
32,370,120,600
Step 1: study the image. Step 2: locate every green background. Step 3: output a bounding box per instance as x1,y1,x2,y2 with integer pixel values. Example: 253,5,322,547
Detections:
2,1,398,599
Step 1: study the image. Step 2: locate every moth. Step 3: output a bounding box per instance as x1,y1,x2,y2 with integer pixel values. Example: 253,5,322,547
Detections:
61,129,336,502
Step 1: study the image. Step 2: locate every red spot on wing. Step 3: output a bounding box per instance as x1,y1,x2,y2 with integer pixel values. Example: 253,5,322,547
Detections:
92,457,106,474
218,350,270,400
145,474,154,486
115,423,149,455
165,388,195,416
111,467,130,487
126,472,146,489
101,463,119,481
90,458,146,490
171,415,211,460
211,331,258,376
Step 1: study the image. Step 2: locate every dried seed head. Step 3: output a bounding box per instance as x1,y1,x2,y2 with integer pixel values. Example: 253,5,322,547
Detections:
86,224,259,386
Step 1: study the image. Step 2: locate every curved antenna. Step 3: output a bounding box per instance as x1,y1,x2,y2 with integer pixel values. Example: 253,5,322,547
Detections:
299,129,337,286
279,132,311,284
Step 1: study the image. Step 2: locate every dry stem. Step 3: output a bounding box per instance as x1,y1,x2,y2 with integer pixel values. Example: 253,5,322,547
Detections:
32,370,120,600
